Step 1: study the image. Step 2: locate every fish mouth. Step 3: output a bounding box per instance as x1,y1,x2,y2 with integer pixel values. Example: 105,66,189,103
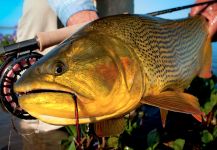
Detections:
14,82,83,123
16,91,85,125
14,81,76,96
18,89,73,96
16,90,107,125
15,82,105,125
15,85,121,125
15,81,93,105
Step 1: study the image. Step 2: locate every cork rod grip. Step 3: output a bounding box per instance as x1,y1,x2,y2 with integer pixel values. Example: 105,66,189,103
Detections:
36,22,88,51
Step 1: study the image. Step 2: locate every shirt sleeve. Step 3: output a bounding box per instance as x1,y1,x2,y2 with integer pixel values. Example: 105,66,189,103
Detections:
48,0,96,26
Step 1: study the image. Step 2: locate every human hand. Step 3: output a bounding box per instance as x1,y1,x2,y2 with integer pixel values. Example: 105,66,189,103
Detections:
190,0,217,39
67,10,99,26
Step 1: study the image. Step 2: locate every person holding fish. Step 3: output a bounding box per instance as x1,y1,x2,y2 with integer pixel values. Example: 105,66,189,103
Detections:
13,0,217,134
9,0,98,150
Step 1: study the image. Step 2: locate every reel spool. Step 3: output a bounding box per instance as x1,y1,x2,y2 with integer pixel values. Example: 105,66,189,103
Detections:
0,52,42,119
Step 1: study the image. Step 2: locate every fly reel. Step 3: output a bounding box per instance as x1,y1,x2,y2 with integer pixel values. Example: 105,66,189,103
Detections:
0,52,42,119
0,39,42,119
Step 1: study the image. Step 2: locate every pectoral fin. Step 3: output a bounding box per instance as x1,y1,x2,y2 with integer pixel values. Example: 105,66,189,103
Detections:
94,117,125,137
140,91,203,115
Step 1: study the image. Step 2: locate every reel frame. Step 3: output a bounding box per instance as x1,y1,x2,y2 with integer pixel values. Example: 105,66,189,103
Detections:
0,52,42,119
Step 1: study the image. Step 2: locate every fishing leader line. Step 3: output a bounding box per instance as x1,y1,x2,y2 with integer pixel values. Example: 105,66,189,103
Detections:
7,115,39,150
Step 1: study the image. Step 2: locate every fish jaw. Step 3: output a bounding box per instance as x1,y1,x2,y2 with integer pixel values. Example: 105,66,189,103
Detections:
15,79,142,125
18,92,76,123
14,76,142,125
18,92,97,125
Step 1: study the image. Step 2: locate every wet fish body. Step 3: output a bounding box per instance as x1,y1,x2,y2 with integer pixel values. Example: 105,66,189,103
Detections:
14,14,211,131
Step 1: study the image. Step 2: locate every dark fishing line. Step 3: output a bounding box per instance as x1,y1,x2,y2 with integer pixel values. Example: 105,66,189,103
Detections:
72,94,82,149
147,0,217,16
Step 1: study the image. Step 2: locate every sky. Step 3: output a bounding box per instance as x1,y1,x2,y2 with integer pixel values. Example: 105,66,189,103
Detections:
0,0,23,33
0,0,216,74
134,0,194,18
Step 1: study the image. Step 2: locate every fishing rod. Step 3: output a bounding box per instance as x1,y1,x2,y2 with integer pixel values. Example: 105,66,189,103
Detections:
0,1,216,119
147,0,217,16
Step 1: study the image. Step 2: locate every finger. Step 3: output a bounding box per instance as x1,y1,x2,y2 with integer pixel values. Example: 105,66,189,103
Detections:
208,15,217,38
190,0,211,16
201,4,217,37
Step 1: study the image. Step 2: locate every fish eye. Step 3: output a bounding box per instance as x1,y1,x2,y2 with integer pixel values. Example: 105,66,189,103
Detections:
54,62,66,75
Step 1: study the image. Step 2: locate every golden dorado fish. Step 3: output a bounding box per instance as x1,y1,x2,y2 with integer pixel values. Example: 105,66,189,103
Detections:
14,14,212,136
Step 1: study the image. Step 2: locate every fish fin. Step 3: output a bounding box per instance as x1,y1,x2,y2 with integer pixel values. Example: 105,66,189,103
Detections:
160,109,168,128
192,114,203,122
199,37,212,78
140,91,203,115
94,117,125,137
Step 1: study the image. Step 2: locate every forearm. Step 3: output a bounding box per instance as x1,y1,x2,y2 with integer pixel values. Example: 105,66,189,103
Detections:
48,0,98,26
67,10,98,26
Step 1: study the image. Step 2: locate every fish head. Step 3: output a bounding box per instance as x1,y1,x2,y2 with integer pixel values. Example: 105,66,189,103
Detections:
14,32,144,125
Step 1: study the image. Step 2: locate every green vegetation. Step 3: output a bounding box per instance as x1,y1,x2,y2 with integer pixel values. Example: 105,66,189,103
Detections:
0,34,15,47
63,75,217,150
0,34,16,64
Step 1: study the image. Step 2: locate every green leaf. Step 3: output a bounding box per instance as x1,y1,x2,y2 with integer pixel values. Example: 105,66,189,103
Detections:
171,139,185,150
211,90,217,105
215,110,217,119
146,143,158,150
201,130,214,144
107,137,119,148
202,90,217,114
212,126,217,139
62,126,77,149
125,120,138,135
80,124,89,135
132,122,138,129
125,120,133,135
65,125,77,137
61,139,71,146
209,80,215,90
67,141,76,150
68,135,75,141
203,102,214,114
147,129,160,147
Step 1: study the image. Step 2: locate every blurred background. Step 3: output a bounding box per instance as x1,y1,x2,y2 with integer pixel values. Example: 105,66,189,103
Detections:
0,0,216,75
